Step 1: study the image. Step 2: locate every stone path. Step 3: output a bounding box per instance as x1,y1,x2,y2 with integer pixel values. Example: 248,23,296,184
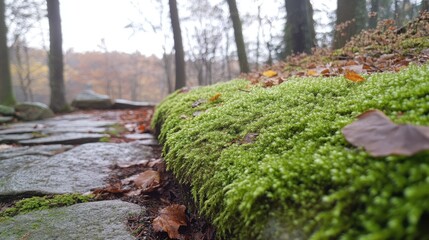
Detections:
0,112,157,239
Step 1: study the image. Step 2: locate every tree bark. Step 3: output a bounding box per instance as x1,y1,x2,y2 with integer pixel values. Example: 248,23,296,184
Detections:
284,0,315,55
421,0,429,12
333,0,367,49
0,0,16,106
226,0,249,73
47,0,69,112
169,0,186,90
369,0,379,29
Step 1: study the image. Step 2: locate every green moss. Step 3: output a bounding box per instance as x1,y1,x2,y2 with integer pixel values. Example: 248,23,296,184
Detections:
153,64,429,239
400,37,429,50
0,193,93,220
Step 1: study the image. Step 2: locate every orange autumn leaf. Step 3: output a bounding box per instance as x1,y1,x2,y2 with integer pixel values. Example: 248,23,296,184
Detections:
307,69,319,76
152,204,187,239
344,69,365,82
137,124,145,132
209,93,221,102
262,70,278,78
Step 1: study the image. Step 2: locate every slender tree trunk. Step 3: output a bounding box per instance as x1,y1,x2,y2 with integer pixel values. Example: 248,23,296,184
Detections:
333,0,367,49
226,0,249,73
47,0,69,112
162,52,173,93
284,0,315,55
169,0,186,90
0,0,16,106
369,0,379,29
423,0,429,12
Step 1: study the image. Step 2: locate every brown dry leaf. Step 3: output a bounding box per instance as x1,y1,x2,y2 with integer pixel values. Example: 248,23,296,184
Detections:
152,204,187,239
209,93,221,102
342,109,429,157
262,70,278,78
133,170,161,192
344,69,365,82
321,68,330,75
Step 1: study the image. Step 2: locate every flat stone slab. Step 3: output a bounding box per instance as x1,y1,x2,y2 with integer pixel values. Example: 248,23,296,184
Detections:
124,133,155,140
0,200,141,240
0,144,73,160
138,138,159,146
0,133,34,143
0,142,153,198
0,116,14,123
113,99,155,109
19,133,109,145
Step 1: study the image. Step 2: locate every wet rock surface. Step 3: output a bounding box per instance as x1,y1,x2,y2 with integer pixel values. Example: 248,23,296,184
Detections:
113,99,155,109
0,200,142,240
0,114,117,145
0,142,153,198
0,110,157,239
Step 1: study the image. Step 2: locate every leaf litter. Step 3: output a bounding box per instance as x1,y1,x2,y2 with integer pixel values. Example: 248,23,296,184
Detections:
342,110,429,157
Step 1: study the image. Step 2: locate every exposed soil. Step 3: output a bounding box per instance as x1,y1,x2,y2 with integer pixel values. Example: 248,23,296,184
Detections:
87,108,217,240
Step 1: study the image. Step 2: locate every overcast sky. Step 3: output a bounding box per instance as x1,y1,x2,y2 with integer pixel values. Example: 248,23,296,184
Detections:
58,0,336,56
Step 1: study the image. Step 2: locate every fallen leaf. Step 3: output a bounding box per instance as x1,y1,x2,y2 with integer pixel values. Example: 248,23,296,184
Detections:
342,109,429,157
209,93,221,102
241,133,259,144
133,170,161,192
262,70,278,78
307,69,319,76
344,69,365,82
137,124,145,133
153,204,187,239
192,99,207,108
321,68,330,75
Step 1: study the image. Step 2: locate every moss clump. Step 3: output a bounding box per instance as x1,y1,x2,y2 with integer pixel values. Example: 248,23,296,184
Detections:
152,64,429,239
0,193,93,221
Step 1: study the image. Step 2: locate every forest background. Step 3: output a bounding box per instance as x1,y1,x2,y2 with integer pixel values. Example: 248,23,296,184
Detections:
3,0,427,104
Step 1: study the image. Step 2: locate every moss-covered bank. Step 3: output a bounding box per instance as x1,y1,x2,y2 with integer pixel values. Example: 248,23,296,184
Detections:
152,64,429,239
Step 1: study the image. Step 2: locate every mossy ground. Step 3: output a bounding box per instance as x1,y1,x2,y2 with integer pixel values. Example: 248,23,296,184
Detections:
153,64,429,239
0,193,93,222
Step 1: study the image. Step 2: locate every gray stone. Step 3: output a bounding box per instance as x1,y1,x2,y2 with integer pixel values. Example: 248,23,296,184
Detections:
0,133,34,143
19,133,109,145
0,105,15,116
15,102,54,121
0,116,14,123
0,144,73,160
113,99,155,109
138,138,159,146
0,200,142,240
41,126,107,134
124,133,155,140
0,142,153,197
0,127,42,135
71,90,113,109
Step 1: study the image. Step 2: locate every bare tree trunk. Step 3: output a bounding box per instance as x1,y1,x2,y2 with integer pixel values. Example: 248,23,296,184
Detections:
47,0,69,112
333,0,367,49
0,0,16,106
226,0,249,73
369,0,379,29
169,0,186,90
285,0,315,55
162,52,173,93
423,0,429,12
256,5,262,70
